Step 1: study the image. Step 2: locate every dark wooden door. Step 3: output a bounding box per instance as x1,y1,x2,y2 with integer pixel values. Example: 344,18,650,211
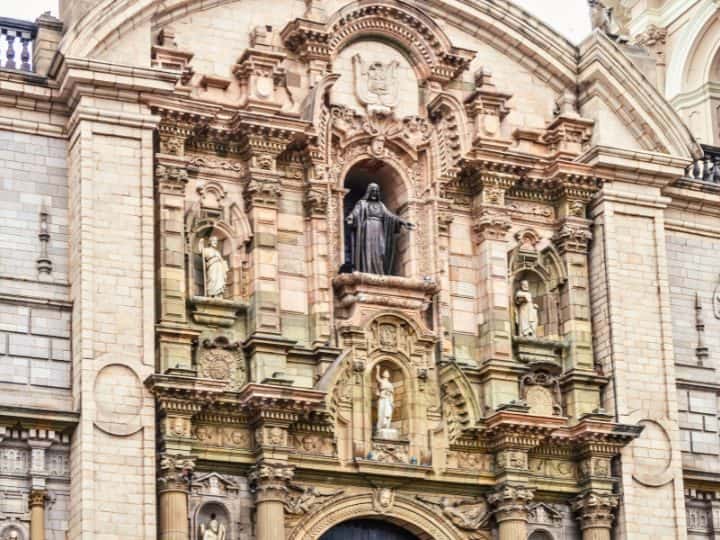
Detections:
319,519,419,540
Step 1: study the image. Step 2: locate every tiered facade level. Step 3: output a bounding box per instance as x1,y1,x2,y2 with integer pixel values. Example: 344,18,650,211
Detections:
0,0,718,539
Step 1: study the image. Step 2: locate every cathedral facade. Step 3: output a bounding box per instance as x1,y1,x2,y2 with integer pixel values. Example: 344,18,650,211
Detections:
0,0,718,539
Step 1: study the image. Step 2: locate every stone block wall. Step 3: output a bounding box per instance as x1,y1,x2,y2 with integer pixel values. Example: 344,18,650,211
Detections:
666,230,720,473
0,129,72,540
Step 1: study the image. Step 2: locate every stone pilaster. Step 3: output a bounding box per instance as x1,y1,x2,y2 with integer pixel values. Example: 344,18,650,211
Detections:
29,489,47,540
157,454,195,540
304,178,332,345
488,484,534,540
155,160,196,372
572,491,619,540
472,172,515,407
249,462,295,540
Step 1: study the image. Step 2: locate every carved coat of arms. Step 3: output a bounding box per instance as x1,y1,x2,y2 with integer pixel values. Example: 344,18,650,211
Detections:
352,54,400,115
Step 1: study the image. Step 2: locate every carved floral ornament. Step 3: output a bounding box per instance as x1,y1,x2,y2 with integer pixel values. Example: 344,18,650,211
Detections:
281,3,475,83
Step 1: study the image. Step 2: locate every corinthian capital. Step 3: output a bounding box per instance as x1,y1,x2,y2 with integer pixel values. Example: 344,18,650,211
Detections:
473,211,512,243
157,453,196,493
487,484,535,523
249,462,295,503
571,490,619,531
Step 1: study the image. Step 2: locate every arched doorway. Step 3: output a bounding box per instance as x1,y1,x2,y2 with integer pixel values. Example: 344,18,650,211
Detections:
319,519,419,540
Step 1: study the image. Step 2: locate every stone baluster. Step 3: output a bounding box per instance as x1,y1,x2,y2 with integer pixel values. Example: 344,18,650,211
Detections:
5,32,16,69
488,484,534,540
20,37,31,71
572,491,619,540
157,454,195,540
29,489,47,540
249,462,295,540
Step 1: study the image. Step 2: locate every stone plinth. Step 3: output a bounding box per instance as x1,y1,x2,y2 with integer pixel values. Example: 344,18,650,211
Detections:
333,272,438,319
513,336,566,369
189,296,247,327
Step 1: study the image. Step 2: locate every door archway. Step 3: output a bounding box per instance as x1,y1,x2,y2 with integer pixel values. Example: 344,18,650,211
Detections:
320,519,419,540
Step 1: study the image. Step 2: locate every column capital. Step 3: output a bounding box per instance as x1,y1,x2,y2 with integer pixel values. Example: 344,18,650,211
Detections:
571,490,619,531
552,217,593,255
249,461,295,504
157,453,196,494
155,163,189,196
487,484,535,523
473,211,512,243
29,489,48,508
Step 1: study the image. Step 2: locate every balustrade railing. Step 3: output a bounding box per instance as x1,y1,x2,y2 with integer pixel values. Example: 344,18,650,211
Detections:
0,18,38,72
685,144,720,184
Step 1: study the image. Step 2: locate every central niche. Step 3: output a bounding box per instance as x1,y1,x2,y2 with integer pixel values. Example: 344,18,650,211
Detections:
342,159,410,276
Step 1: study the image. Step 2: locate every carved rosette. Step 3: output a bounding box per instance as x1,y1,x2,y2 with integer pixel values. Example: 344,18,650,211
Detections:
571,491,619,532
487,485,535,524
249,462,295,504
158,454,196,494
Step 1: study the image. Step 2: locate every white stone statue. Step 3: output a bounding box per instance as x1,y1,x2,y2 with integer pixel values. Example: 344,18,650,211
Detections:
199,237,229,298
515,280,539,337
375,366,396,438
199,514,226,540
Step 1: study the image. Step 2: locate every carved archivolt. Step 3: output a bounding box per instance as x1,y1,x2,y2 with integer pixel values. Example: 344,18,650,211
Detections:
287,492,465,540
438,362,481,444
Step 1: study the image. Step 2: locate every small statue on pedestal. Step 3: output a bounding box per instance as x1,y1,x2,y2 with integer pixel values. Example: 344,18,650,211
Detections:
199,236,229,298
199,513,226,540
375,366,398,439
515,279,539,337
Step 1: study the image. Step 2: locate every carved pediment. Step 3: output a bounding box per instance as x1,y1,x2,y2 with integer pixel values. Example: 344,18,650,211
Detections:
191,472,240,497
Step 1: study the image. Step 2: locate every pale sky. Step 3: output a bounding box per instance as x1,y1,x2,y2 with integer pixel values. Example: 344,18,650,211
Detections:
1,0,592,44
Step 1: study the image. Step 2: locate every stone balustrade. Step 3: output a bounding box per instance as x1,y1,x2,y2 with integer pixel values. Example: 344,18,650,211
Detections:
685,144,720,183
0,17,37,72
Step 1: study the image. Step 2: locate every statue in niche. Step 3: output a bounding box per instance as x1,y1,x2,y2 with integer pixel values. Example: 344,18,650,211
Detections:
346,183,414,275
375,365,398,439
199,236,229,298
515,279,539,337
199,513,226,540
352,54,399,116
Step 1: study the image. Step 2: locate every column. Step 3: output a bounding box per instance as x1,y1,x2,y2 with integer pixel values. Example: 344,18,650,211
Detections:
488,484,534,540
157,454,195,540
249,462,294,540
572,491,618,540
29,490,47,540
304,179,332,346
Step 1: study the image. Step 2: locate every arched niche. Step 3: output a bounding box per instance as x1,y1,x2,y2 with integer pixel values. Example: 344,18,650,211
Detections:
508,230,566,340
194,500,231,540
528,530,554,540
342,158,412,277
186,219,246,300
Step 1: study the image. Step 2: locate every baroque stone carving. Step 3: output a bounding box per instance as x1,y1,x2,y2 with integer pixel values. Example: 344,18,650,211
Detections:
284,484,344,515
198,336,246,389
520,371,562,416
571,491,618,531
372,487,395,513
352,54,399,116
369,440,409,464
416,495,490,531
487,485,534,522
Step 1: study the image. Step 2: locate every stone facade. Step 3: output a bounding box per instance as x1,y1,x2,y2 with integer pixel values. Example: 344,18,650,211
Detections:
0,1,718,539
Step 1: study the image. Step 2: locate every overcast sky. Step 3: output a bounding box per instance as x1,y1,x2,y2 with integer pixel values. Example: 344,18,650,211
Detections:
3,0,592,44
